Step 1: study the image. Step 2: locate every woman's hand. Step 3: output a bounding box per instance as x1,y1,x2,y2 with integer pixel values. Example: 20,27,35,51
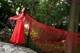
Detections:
8,17,13,21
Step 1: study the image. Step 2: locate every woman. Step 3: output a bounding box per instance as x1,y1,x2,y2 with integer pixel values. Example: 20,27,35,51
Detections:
9,8,26,46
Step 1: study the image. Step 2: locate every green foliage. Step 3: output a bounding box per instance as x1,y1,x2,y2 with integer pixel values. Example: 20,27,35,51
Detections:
26,0,70,28
28,40,45,53
0,28,12,42
0,0,15,27
0,0,70,29
25,31,28,36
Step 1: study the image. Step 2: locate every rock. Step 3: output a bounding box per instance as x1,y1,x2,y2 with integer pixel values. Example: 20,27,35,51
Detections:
0,42,37,53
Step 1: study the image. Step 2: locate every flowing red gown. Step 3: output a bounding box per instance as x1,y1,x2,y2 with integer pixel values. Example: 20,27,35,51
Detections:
10,13,25,45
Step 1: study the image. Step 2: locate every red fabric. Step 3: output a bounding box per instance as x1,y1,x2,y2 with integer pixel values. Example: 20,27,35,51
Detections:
9,12,80,53
9,13,25,45
24,14,80,53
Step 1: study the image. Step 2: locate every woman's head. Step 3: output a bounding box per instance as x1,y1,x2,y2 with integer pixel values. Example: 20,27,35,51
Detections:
21,7,26,13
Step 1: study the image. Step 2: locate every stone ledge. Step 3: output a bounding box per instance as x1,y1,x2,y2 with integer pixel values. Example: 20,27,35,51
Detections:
0,42,37,53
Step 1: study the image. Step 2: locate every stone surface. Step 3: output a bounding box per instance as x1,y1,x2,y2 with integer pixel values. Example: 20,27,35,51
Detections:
0,42,37,53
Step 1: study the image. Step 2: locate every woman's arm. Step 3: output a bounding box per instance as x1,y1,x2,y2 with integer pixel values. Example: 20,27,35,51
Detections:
12,13,24,20
9,8,26,21
9,15,19,21
9,13,24,20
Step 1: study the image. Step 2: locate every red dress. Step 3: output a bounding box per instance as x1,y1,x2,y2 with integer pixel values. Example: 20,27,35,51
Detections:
10,13,25,45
